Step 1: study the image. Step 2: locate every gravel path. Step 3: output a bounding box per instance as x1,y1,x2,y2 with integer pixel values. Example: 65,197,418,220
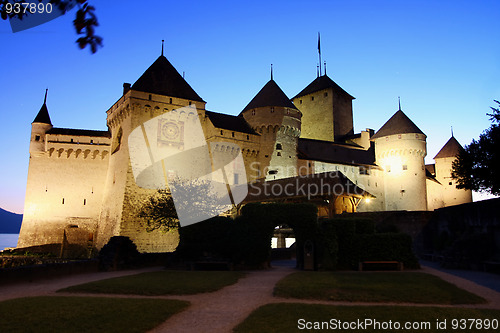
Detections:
1,264,499,333
149,266,295,333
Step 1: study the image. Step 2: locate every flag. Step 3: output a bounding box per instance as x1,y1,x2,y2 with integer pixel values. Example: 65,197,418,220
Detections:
318,32,321,55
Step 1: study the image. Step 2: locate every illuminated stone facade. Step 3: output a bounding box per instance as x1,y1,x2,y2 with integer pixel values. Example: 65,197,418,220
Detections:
18,53,472,253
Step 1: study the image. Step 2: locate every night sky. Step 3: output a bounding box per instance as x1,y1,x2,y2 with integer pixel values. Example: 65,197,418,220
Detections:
1,0,499,213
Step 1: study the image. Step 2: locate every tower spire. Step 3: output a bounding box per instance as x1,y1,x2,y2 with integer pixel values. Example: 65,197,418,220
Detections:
161,39,164,56
270,64,273,81
318,32,322,76
451,126,454,137
398,96,401,111
324,61,327,75
44,88,48,104
316,64,319,78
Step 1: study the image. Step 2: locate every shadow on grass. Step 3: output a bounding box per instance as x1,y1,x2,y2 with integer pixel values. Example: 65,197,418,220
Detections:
274,272,486,304
58,270,246,295
0,296,189,333
234,303,500,333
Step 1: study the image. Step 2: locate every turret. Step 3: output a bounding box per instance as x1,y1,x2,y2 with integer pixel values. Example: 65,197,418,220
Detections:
292,74,354,142
30,89,53,155
240,72,301,180
434,135,472,206
372,106,427,211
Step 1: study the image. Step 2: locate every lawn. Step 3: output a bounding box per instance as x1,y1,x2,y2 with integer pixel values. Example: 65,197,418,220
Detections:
58,270,246,295
234,303,500,333
0,296,189,333
274,271,486,304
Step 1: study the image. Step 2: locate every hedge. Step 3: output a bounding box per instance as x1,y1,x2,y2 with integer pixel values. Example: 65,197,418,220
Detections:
357,233,420,269
175,203,318,268
318,218,419,270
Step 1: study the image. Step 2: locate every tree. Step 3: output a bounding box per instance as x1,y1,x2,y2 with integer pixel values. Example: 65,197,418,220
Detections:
1,0,102,53
138,189,180,233
137,178,235,232
452,100,500,196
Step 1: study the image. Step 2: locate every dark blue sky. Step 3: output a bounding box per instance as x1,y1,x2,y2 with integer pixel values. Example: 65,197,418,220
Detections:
1,0,499,213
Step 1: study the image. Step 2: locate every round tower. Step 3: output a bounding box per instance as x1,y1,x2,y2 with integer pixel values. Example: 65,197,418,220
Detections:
30,90,53,155
240,76,301,180
433,135,473,206
372,107,427,211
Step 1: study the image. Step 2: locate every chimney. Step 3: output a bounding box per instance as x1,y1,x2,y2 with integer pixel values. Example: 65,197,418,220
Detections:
123,83,131,95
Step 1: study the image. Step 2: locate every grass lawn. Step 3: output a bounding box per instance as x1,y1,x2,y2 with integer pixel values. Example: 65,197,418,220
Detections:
234,303,500,333
58,270,246,295
0,296,189,333
274,271,486,304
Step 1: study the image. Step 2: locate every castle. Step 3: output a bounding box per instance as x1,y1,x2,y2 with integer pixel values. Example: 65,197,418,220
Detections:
17,51,472,253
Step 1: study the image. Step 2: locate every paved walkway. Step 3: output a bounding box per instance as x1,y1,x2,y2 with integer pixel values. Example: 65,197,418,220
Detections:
150,266,294,333
1,263,500,333
420,260,500,292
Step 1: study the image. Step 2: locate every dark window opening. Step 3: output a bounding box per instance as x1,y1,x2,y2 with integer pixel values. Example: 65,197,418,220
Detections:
189,101,192,105
324,92,328,97
311,96,314,101
246,135,249,140
277,152,281,156
268,170,278,175
83,199,86,205
220,130,224,135
35,135,40,141
232,132,235,137
270,107,274,113
299,99,302,104
449,181,453,185
276,143,282,150
148,94,152,100
251,110,255,115
169,98,173,104
62,198,65,204
70,139,74,143
360,167,370,175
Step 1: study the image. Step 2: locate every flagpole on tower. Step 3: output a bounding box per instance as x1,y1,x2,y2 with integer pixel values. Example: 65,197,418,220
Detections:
318,32,322,76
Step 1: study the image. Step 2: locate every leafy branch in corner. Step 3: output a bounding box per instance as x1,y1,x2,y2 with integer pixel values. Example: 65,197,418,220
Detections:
0,0,102,53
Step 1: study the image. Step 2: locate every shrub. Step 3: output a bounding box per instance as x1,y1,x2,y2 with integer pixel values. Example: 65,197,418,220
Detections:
357,233,420,269
354,218,376,235
176,216,234,261
98,236,140,271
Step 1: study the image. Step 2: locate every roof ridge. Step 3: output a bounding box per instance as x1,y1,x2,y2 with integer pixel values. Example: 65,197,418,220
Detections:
293,74,354,100
131,55,204,102
371,109,424,139
434,136,463,159
32,103,52,125
241,79,297,113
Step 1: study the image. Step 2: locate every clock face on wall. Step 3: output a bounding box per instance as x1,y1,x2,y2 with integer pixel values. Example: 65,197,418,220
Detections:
162,121,180,140
157,119,184,149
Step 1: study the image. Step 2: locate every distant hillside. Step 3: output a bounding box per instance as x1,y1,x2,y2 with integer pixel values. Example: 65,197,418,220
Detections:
0,208,22,233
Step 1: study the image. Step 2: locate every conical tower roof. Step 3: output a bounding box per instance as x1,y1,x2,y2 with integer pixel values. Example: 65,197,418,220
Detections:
32,91,52,125
131,55,204,102
241,79,297,113
293,74,354,100
371,109,424,139
434,136,463,159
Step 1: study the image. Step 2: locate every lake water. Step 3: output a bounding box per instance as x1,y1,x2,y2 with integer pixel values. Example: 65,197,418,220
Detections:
0,233,19,250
